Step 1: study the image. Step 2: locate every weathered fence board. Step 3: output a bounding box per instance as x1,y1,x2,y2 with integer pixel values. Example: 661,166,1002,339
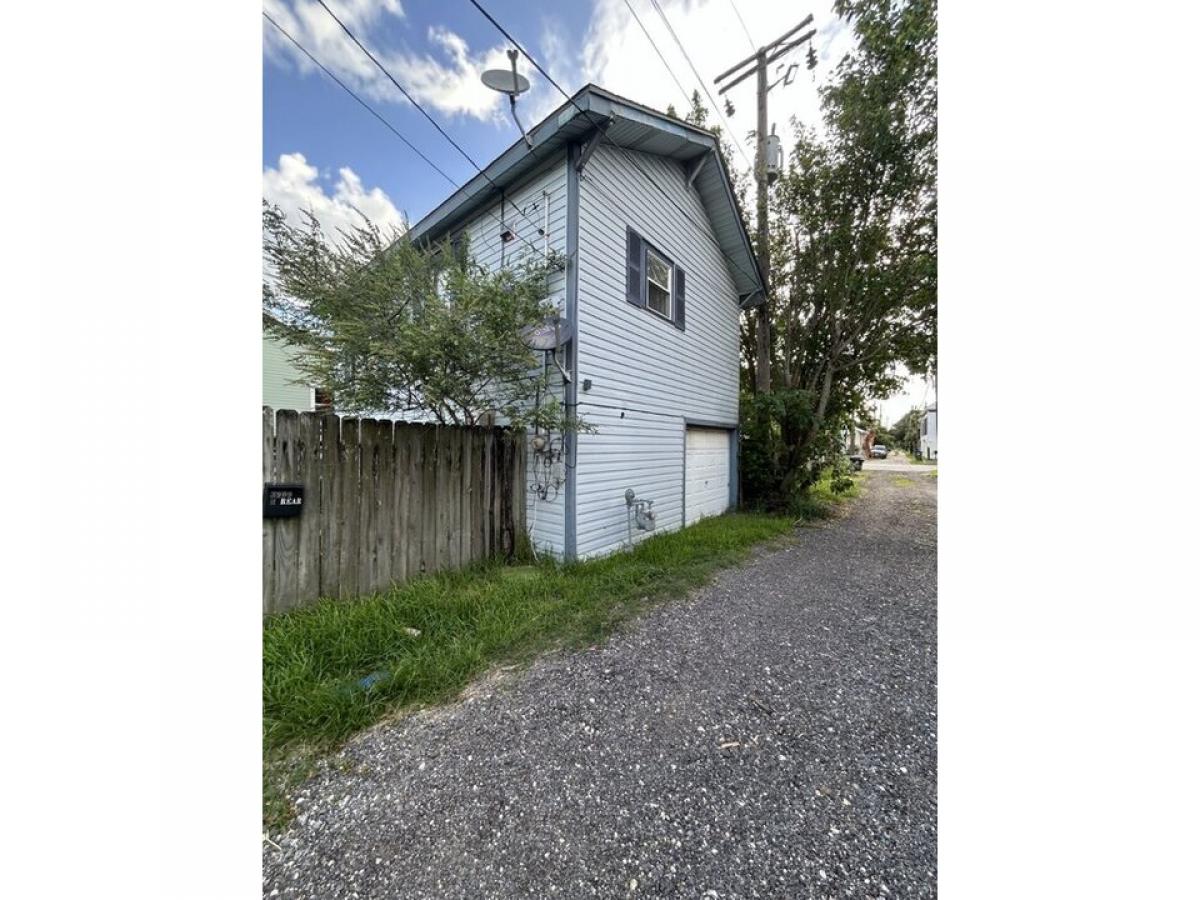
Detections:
263,409,526,614
295,413,322,604
336,418,360,601
420,426,438,577
271,411,300,612
317,415,340,599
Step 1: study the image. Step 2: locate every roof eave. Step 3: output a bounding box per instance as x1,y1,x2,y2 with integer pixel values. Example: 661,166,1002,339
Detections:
406,84,765,299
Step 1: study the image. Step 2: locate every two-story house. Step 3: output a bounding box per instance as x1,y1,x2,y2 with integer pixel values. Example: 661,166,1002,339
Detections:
919,403,937,460
406,85,765,560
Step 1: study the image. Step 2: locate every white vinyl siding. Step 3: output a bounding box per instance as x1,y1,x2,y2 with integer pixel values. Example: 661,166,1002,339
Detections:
918,408,937,460
574,145,741,559
452,153,570,557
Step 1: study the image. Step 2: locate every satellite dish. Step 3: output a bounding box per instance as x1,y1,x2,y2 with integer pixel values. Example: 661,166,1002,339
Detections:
521,314,573,351
482,49,534,148
481,67,529,96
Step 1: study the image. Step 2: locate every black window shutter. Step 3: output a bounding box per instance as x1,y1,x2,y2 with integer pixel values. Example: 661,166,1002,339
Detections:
673,266,686,331
626,227,646,308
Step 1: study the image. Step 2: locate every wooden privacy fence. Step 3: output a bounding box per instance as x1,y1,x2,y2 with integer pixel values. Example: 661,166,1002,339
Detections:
263,408,526,615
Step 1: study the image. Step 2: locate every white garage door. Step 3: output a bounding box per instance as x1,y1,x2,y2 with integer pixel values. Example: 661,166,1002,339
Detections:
685,427,731,526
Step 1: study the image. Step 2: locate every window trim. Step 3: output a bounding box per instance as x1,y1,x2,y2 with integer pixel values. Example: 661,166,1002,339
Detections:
643,241,675,323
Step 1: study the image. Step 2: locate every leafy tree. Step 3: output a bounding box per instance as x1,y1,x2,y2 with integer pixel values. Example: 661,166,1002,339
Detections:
683,89,709,129
891,407,923,453
743,0,936,505
262,202,578,432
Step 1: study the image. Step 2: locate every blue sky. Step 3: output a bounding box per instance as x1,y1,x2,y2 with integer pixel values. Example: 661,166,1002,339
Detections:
262,0,928,422
264,0,598,225
261,0,857,232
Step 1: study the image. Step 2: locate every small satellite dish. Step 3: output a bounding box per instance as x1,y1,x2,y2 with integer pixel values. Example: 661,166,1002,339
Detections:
481,67,529,96
521,314,573,351
482,49,534,148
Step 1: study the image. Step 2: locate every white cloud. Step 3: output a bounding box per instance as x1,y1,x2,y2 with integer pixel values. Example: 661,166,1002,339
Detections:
877,368,935,427
264,0,516,121
400,27,516,121
263,151,405,239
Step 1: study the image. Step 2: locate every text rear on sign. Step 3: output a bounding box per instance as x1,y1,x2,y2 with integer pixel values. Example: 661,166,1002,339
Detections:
264,483,304,518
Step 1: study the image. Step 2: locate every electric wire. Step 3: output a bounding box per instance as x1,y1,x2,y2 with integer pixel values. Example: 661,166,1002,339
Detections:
315,0,483,172
646,0,754,169
619,0,693,112
311,0,547,249
727,0,757,53
264,11,457,189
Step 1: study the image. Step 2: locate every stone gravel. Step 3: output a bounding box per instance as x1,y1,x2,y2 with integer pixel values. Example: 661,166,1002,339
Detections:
264,469,937,899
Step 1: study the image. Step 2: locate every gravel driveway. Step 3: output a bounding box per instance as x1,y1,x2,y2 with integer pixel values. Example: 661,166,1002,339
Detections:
264,470,937,899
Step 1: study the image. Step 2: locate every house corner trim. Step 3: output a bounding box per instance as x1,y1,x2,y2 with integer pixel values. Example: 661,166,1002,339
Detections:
564,144,581,561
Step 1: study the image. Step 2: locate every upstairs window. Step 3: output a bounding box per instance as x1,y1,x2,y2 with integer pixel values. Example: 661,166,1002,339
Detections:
648,247,676,321
625,227,686,331
646,247,673,319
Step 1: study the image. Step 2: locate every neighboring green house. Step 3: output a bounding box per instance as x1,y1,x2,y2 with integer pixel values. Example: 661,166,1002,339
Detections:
262,330,316,412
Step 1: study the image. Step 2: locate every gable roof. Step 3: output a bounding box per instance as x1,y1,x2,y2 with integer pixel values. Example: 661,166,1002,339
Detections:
406,84,765,304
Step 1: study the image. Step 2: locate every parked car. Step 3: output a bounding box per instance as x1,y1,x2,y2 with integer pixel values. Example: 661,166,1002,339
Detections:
871,444,888,459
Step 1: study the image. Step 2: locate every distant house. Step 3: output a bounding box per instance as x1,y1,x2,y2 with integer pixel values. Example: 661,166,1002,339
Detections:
263,330,315,413
405,85,765,560
919,403,937,460
846,425,869,455
263,321,333,414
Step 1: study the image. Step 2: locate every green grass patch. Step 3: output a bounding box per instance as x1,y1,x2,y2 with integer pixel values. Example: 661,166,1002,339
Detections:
903,450,937,465
790,469,863,522
263,511,794,826
891,475,916,487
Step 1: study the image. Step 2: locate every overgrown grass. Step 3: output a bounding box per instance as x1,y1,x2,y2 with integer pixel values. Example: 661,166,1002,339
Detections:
790,469,864,522
263,512,794,825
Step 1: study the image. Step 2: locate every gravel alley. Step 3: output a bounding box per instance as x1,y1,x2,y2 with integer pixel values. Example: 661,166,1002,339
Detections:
264,468,938,899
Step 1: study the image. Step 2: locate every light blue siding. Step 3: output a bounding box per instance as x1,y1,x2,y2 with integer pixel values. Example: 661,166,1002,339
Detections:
452,152,570,557
262,333,315,412
574,144,741,559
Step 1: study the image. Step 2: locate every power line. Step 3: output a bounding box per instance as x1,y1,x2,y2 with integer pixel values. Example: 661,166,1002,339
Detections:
464,0,763,293
646,0,754,169
727,0,756,53
263,11,548,257
309,0,547,251
620,0,692,111
315,0,485,173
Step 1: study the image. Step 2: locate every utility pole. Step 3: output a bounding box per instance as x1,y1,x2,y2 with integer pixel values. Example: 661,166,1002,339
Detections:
754,49,770,394
716,15,817,395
